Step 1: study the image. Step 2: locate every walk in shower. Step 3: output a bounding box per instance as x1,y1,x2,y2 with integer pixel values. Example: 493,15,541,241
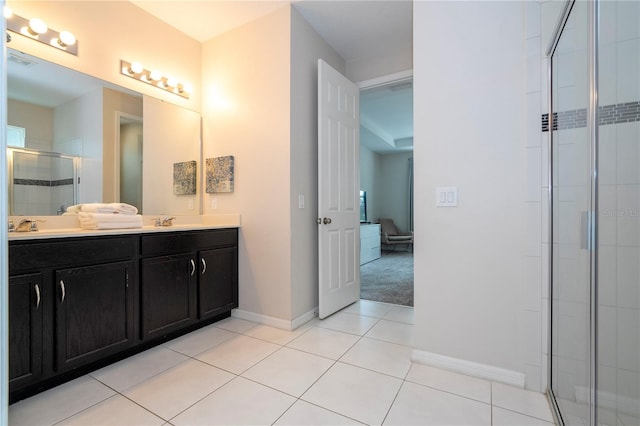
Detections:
7,148,78,216
549,1,640,424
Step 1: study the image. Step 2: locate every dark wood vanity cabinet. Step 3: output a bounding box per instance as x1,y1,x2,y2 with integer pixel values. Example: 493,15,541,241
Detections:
140,229,238,341
9,273,43,390
55,261,135,371
198,247,238,320
8,228,238,403
141,253,197,339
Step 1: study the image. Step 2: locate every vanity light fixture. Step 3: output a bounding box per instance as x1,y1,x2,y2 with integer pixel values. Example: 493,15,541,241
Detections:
5,8,78,55
120,60,191,99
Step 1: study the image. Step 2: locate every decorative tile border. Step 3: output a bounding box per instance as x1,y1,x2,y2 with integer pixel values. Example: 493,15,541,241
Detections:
14,178,74,187
541,101,640,132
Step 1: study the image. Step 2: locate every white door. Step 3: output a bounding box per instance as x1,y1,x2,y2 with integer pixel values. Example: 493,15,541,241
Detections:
317,59,360,319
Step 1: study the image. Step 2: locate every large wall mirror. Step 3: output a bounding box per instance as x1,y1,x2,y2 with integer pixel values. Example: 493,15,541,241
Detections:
7,48,201,217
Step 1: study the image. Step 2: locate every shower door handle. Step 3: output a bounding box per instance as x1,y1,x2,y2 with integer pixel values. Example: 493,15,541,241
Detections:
580,211,594,251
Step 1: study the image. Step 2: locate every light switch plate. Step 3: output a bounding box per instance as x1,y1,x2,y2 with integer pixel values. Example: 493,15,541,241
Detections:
436,187,458,207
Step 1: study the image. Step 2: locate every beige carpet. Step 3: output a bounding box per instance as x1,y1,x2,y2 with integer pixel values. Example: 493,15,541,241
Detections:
360,250,414,306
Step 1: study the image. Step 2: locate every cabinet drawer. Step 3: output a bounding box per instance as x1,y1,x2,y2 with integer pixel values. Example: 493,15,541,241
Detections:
10,237,135,272
360,224,380,239
141,229,237,256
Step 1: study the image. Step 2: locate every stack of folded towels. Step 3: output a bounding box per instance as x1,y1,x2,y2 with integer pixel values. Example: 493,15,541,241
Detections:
66,203,143,230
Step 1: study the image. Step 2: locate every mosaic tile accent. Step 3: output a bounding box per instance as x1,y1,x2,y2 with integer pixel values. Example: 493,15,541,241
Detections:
206,156,234,193
173,160,197,195
542,101,640,132
14,178,74,187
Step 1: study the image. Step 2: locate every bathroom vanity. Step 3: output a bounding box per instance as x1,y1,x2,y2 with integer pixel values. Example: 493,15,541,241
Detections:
8,225,238,403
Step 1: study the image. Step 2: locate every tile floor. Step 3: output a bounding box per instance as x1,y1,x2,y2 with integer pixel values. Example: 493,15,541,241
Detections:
9,300,555,425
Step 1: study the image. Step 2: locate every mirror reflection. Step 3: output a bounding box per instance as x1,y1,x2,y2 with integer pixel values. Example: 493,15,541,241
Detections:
7,48,143,215
7,48,202,217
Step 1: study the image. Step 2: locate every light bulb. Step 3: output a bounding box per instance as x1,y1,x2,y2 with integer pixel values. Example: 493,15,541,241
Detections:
129,62,144,74
182,82,193,94
165,76,178,88
4,6,13,18
149,70,162,81
28,18,48,35
58,31,76,47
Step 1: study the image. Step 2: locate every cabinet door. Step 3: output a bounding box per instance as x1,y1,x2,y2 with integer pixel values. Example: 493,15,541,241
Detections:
55,262,134,371
198,247,238,320
141,254,197,339
9,273,43,389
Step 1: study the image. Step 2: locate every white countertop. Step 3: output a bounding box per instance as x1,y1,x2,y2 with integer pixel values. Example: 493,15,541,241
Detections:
8,214,241,241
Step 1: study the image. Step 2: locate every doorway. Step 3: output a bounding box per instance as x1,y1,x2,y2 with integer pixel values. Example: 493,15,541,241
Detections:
358,75,414,307
115,113,143,212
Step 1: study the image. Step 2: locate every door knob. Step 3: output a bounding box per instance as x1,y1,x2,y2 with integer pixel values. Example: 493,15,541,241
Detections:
323,217,332,225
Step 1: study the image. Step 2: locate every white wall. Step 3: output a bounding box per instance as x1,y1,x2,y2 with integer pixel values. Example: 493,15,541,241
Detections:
290,7,346,320
413,0,528,383
54,88,102,204
359,145,382,223
7,100,53,151
202,6,293,322
377,152,412,232
143,96,201,216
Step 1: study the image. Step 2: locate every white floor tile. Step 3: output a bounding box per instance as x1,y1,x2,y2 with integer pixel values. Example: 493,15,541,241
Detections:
8,376,115,426
302,362,402,425
492,382,554,423
123,359,235,420
242,347,334,397
163,323,236,356
383,305,414,324
244,323,312,345
405,364,491,404
340,337,412,379
214,316,258,334
56,394,164,426
384,381,491,425
274,400,363,425
342,299,395,318
90,347,188,392
171,376,295,426
365,319,413,346
286,326,360,360
492,406,555,426
316,312,379,336
195,334,280,374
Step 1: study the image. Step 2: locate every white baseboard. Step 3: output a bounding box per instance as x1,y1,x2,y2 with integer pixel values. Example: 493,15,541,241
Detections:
412,349,526,388
231,307,318,331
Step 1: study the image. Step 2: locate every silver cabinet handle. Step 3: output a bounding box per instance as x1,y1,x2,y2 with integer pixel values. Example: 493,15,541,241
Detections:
34,284,41,309
190,259,196,276
201,258,207,275
59,280,66,303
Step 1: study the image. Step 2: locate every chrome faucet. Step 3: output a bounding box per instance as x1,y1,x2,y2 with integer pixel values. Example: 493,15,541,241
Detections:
154,216,175,227
16,219,40,232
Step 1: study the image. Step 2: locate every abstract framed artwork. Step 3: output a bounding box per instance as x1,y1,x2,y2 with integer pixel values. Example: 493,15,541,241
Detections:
173,160,197,195
206,155,234,193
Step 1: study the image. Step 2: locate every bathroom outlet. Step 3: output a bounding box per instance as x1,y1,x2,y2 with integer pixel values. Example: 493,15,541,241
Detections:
188,199,194,210
211,198,217,210
298,194,305,209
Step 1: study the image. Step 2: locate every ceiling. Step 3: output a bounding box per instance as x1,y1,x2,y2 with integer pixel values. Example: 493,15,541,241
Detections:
131,0,413,154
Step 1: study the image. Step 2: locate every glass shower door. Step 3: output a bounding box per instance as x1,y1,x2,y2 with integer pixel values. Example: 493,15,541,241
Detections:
596,1,640,424
550,2,592,424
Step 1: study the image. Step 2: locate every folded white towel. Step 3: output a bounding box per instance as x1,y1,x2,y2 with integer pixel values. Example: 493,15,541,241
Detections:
80,221,143,230
78,212,143,229
68,203,139,215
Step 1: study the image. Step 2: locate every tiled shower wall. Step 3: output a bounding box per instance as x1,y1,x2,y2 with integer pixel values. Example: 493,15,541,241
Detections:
597,1,640,422
522,0,560,393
